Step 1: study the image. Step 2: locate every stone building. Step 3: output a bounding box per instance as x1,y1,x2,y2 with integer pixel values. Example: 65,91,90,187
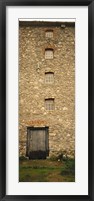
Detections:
19,21,75,159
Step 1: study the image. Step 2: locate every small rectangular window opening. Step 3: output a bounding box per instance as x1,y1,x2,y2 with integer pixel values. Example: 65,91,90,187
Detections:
45,49,53,59
45,99,54,110
45,72,54,84
45,30,53,38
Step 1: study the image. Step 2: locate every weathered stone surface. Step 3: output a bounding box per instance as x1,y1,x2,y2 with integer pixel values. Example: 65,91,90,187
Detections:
19,21,75,158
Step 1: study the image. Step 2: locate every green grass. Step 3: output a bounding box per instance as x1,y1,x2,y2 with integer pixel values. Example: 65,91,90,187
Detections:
19,158,75,182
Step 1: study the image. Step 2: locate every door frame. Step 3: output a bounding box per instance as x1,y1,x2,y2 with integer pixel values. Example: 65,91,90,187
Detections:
26,126,49,158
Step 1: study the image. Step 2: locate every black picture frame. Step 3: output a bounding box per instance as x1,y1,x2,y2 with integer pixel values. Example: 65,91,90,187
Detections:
0,0,94,200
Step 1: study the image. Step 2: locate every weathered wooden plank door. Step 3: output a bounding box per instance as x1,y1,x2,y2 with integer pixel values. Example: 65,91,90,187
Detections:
27,127,49,159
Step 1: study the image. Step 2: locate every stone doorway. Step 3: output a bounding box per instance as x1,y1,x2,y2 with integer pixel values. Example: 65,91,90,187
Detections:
26,127,49,159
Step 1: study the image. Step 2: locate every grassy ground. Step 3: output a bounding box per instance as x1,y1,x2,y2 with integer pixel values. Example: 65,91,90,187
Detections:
19,158,75,182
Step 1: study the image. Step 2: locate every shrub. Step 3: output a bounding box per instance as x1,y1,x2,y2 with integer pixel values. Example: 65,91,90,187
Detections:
61,158,75,176
19,156,28,161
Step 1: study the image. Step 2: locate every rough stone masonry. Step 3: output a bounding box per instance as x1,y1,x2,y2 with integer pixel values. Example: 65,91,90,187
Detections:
19,21,75,159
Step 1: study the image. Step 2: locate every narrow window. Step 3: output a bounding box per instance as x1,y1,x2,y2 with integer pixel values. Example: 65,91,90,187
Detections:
45,49,54,59
45,99,54,110
45,30,53,38
45,72,54,84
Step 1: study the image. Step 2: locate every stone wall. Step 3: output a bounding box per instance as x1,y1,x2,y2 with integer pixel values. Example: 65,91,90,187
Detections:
19,21,75,158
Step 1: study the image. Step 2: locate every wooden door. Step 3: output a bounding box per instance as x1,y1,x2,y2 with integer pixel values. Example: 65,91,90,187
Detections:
27,127,49,159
